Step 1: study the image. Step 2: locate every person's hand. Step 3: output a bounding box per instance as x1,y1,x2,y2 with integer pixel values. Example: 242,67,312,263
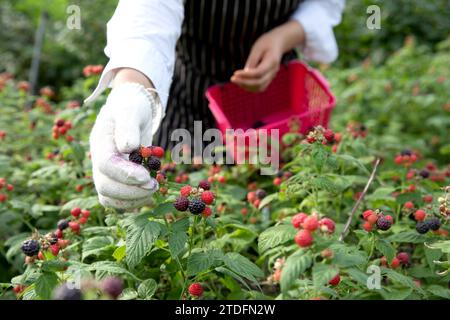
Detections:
231,20,306,93
89,82,162,209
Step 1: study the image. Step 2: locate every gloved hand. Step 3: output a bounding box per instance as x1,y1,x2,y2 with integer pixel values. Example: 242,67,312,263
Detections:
89,82,163,209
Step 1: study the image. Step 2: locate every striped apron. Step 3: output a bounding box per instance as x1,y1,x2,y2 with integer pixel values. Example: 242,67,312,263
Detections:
155,0,303,149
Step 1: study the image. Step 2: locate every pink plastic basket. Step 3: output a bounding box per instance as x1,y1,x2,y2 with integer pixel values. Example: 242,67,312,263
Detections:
205,60,336,137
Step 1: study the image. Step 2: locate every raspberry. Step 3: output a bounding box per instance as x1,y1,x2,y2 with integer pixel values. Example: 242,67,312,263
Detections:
173,197,190,212
319,218,335,234
273,177,282,186
129,150,143,164
397,252,410,266
426,217,441,231
198,180,211,190
146,157,161,171
81,209,91,218
51,244,60,256
416,221,429,234
151,146,165,158
302,216,319,231
247,191,257,202
255,189,266,199
57,219,69,230
291,213,308,229
180,185,192,197
140,147,153,158
323,129,335,142
423,195,433,203
101,277,123,299
6,184,13,191
295,230,313,247
363,210,374,220
69,221,80,233
404,201,414,210
363,221,373,232
376,216,392,231
328,274,340,286
188,199,206,215
188,283,203,297
202,206,212,218
53,283,82,300
71,207,81,218
367,214,378,225
390,257,400,268
21,239,40,257
414,210,426,221
201,191,215,205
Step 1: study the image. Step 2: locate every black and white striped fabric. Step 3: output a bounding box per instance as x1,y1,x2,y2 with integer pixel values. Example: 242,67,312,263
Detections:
155,0,303,149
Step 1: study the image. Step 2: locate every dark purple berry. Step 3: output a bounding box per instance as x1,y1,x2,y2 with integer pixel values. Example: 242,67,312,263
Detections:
21,239,40,257
426,217,441,231
256,189,266,199
376,217,392,231
53,283,82,300
147,157,161,171
101,277,123,299
419,169,430,178
188,198,206,215
57,219,69,230
400,149,412,156
174,197,190,211
129,150,143,164
416,221,429,234
198,180,211,190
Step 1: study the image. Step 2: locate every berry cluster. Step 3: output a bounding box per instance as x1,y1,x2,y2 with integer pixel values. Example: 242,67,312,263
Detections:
173,181,214,217
246,188,267,208
82,64,104,77
394,149,418,167
362,209,394,232
207,165,226,184
380,251,410,269
415,217,442,234
52,118,73,142
128,146,164,174
292,212,336,248
35,97,52,114
304,126,336,145
0,177,14,203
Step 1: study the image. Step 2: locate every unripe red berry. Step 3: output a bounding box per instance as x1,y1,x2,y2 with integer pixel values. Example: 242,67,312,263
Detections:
404,201,414,210
295,230,313,247
151,146,165,158
291,213,308,229
414,209,426,221
302,216,319,232
319,218,335,234
6,184,14,191
69,221,80,233
81,210,90,218
328,274,340,286
201,191,215,205
71,207,81,218
188,283,204,297
180,185,192,197
273,177,282,186
363,221,372,232
367,213,378,225
363,210,374,220
423,195,433,203
201,206,212,218
390,257,400,268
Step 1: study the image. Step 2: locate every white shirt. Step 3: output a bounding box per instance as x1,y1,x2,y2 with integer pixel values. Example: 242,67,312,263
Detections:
85,0,345,108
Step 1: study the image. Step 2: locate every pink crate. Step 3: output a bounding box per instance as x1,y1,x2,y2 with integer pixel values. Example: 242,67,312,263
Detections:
205,60,336,160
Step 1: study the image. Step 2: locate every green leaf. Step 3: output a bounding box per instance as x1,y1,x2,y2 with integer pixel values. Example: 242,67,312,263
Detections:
387,231,427,243
168,231,188,257
380,288,413,300
382,268,420,291
426,240,450,253
137,279,157,300
112,245,126,262
119,288,138,300
35,272,58,300
82,236,114,260
280,250,313,293
125,214,164,268
172,217,190,232
87,261,140,281
215,266,252,291
258,224,297,253
427,285,450,299
258,193,278,209
186,250,224,276
41,260,69,272
424,246,442,272
223,253,264,283
312,264,338,288
375,238,396,263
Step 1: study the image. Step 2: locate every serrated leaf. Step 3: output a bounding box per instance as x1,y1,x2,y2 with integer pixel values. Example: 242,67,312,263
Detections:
223,253,264,283
387,231,427,243
119,288,138,300
215,266,252,291
380,288,413,300
186,250,224,276
280,250,313,292
125,214,163,268
375,238,396,263
87,261,140,281
258,224,297,253
168,231,188,257
35,272,58,300
312,264,338,288
426,240,450,253
427,285,450,299
112,245,126,262
82,236,114,260
137,279,157,300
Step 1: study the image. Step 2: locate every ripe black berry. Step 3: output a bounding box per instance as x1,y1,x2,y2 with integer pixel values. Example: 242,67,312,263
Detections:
101,277,123,299
188,198,206,215
174,197,190,211
256,189,266,199
129,150,143,164
57,219,69,230
21,239,40,257
419,169,430,178
198,180,211,190
147,157,161,171
426,217,441,231
53,283,82,300
416,221,429,234
376,217,392,231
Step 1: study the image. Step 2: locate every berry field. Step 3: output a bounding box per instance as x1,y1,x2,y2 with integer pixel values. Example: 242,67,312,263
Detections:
0,39,450,300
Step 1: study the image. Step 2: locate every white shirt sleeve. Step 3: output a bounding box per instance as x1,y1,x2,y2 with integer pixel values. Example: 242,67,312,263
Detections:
291,0,345,64
84,0,184,108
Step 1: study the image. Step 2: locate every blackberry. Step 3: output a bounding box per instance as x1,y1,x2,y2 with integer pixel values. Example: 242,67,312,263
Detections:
173,197,190,212
146,157,161,171
53,283,82,300
256,189,266,199
21,239,40,257
129,150,143,164
400,149,412,156
376,217,392,231
188,198,206,215
419,169,430,178
57,219,69,230
198,180,211,190
101,277,123,299
416,221,429,234
426,217,441,231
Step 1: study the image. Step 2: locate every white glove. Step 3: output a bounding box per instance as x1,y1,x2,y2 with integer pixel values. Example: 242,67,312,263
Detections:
89,82,164,209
